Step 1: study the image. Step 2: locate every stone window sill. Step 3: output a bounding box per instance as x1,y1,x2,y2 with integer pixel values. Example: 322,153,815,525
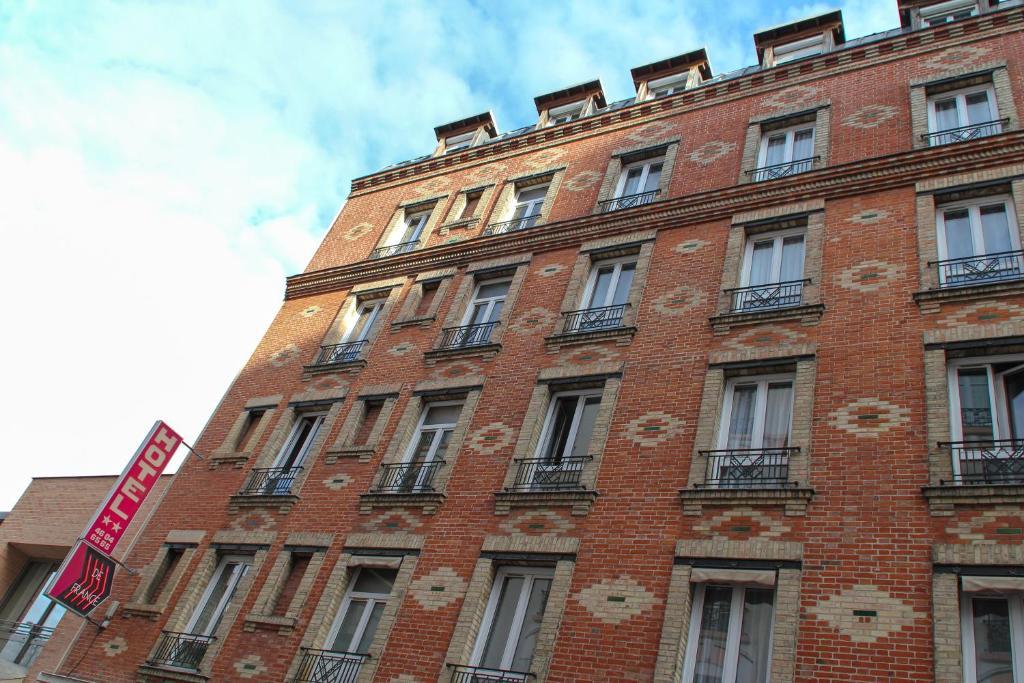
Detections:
710,304,824,335
392,315,437,330
326,445,376,464
138,665,209,683
242,613,297,635
227,493,299,515
544,326,636,352
359,491,445,515
208,451,250,470
122,602,165,620
913,279,1024,313
679,486,814,516
302,359,366,377
922,482,1024,516
424,343,501,365
493,489,599,516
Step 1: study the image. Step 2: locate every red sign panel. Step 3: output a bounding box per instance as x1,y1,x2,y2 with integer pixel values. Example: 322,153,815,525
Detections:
46,540,117,617
83,420,181,554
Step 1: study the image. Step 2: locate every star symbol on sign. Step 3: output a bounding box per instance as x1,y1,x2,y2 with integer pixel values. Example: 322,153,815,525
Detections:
111,522,122,533
102,515,113,526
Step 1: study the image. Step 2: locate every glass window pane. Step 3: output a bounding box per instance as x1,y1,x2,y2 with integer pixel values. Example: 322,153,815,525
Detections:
401,214,426,243
611,263,636,306
355,602,386,654
965,91,993,125
764,135,786,166
588,267,615,308
331,599,367,652
622,166,644,196
469,302,492,326
476,282,510,300
780,236,806,282
970,597,1014,683
480,576,525,669
432,429,453,462
793,129,814,160
569,396,602,459
543,397,577,462
727,386,758,449
692,586,733,683
748,241,774,286
736,588,774,683
934,98,960,131
980,205,1012,255
1003,369,1024,440
192,561,246,635
352,568,397,595
763,383,794,448
407,431,436,465
511,578,552,672
958,368,994,441
424,405,462,426
278,417,316,469
644,163,663,193
943,208,975,259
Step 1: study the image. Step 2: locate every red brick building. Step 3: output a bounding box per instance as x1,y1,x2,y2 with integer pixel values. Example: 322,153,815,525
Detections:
36,1,1024,681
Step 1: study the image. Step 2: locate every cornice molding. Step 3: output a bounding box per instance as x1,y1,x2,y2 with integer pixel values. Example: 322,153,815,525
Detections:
348,7,1022,196
285,131,1024,300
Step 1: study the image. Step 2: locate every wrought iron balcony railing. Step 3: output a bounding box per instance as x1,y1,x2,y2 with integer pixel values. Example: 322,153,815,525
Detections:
293,648,367,683
923,118,1007,146
563,303,628,334
748,156,818,182
147,631,214,671
697,447,798,488
506,456,591,492
931,250,1024,288
369,240,419,260
0,619,54,667
483,215,540,236
727,279,808,312
238,467,303,496
599,189,659,213
450,665,536,683
372,460,444,494
314,340,368,365
439,322,499,349
942,440,1024,485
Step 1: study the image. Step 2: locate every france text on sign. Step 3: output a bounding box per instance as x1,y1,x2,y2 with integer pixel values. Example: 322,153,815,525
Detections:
84,420,181,555
46,540,117,617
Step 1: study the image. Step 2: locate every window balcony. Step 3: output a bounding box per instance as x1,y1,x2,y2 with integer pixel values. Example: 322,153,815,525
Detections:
482,216,539,236
369,240,419,259
563,303,628,333
450,665,535,683
727,279,808,312
748,156,817,182
439,322,499,349
371,461,444,494
0,619,54,669
932,250,1024,288
506,456,591,492
598,189,659,213
293,648,367,683
238,467,303,496
943,440,1024,485
923,118,1007,146
697,447,798,489
314,340,368,366
147,631,214,671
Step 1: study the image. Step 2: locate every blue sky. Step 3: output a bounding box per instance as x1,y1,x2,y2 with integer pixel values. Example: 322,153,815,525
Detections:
0,0,897,509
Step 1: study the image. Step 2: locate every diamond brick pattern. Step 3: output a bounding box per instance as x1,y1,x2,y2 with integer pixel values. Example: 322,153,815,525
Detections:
563,170,603,192
624,411,685,447
688,140,736,166
499,509,575,536
694,507,793,540
836,260,904,292
409,567,468,610
465,422,516,456
574,575,660,625
842,104,898,129
829,398,910,437
809,585,924,644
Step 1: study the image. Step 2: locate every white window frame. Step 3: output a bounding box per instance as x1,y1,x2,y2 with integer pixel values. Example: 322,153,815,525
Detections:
184,554,251,637
927,84,999,134
388,210,429,247
757,123,815,169
459,277,512,327
947,353,1024,443
646,73,688,100
401,401,461,467
740,228,807,288
469,566,555,674
324,566,395,655
773,34,825,65
681,582,777,683
613,159,663,199
271,412,327,470
716,374,795,451
507,185,548,223
444,131,476,154
580,256,637,310
935,195,1021,264
534,389,602,464
341,299,385,344
920,0,980,26
547,100,588,126
960,589,1024,683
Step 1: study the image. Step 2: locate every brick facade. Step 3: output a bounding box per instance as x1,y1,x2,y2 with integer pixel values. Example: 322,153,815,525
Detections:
36,4,1024,682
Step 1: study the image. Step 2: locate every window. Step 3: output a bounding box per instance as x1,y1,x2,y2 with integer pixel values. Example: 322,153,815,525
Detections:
0,561,64,668
961,586,1024,683
469,567,553,679
681,583,775,683
461,191,483,220
928,84,1002,146
144,548,184,604
376,210,428,257
259,413,325,493
569,258,636,332
614,159,662,200
326,567,397,656
507,186,547,230
342,300,384,345
773,35,825,65
647,73,688,99
528,391,601,489
385,403,462,493
755,124,815,181
447,278,510,347
547,101,586,125
320,298,384,364
921,0,979,26
935,197,1021,287
445,131,476,154
710,376,794,488
948,355,1024,484
735,231,806,310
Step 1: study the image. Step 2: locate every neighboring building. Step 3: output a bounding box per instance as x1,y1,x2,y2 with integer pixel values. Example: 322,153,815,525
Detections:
0,475,169,682
38,1,1024,681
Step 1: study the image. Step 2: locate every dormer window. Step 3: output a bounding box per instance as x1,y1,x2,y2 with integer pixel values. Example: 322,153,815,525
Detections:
630,49,712,103
754,10,844,69
432,112,497,157
773,34,825,65
534,80,605,129
919,0,979,26
548,100,587,126
444,131,476,154
647,73,688,99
